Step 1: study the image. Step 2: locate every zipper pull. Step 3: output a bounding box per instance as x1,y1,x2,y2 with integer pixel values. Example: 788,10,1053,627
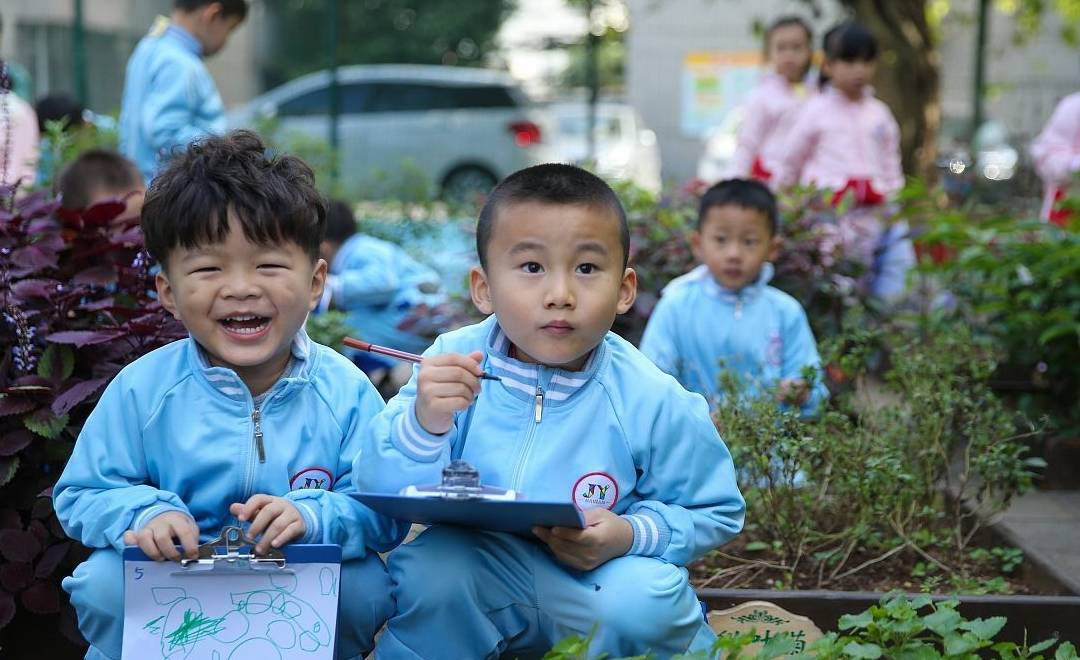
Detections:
734,298,743,320
252,408,266,463
534,387,544,424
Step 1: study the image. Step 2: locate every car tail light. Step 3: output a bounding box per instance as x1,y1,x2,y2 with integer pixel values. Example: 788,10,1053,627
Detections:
509,121,542,147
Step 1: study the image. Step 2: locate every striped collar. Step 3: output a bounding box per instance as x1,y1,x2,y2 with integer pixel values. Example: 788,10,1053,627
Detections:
668,262,774,305
189,328,314,403
483,320,604,406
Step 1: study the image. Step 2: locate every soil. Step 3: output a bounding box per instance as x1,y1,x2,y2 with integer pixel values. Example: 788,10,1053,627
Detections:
689,528,1061,596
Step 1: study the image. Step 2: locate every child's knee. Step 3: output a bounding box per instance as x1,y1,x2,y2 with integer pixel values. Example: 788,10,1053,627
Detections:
588,557,699,644
387,527,488,606
63,549,124,657
338,555,394,639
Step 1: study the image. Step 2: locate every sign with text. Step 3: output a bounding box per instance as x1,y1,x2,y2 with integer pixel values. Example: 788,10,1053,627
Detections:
707,601,823,655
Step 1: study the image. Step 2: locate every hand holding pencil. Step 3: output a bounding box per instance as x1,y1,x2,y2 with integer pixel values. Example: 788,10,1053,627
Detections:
344,337,495,435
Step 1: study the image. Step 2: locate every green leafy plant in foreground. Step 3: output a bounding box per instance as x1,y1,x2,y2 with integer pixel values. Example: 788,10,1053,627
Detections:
542,594,1079,660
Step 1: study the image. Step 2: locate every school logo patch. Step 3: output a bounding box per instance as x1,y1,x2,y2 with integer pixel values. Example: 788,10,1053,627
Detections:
572,472,619,511
289,467,333,491
766,329,783,367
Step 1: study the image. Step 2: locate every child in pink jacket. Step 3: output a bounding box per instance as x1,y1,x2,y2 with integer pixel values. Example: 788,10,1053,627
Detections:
728,16,814,183
1030,91,1080,225
775,22,912,300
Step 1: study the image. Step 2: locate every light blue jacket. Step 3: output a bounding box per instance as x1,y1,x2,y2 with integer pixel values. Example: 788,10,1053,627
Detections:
53,330,407,559
640,263,828,417
119,21,226,182
356,316,745,566
329,234,447,357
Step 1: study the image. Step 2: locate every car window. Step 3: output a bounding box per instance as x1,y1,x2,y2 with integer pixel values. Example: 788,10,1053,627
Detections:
277,83,372,116
366,83,519,113
278,88,329,117
556,113,623,140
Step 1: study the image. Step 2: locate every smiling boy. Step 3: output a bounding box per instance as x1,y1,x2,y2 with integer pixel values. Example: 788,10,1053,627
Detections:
53,131,405,660
357,164,745,658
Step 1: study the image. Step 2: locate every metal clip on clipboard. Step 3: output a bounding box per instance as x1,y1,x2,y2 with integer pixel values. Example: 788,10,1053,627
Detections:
401,460,518,501
174,525,291,575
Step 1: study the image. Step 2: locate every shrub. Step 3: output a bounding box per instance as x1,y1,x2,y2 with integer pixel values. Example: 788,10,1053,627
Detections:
0,189,183,638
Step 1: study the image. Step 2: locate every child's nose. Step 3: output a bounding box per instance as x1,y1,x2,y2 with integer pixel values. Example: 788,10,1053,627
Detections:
543,275,575,308
222,273,261,298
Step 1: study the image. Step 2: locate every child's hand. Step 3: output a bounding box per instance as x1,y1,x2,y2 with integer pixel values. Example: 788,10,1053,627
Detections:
415,351,484,434
229,495,307,554
777,378,810,406
533,508,634,571
122,511,199,562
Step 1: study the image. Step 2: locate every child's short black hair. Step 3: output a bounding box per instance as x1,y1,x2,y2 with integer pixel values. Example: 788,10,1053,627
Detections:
698,179,779,235
476,163,629,268
57,149,142,210
324,198,358,245
175,0,249,19
823,21,878,62
142,130,326,269
35,94,86,133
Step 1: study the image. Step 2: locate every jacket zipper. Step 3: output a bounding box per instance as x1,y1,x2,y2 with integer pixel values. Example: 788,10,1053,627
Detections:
252,406,266,463
511,382,545,491
734,296,744,320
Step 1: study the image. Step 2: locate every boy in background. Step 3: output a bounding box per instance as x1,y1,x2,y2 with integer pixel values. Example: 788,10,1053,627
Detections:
641,178,827,416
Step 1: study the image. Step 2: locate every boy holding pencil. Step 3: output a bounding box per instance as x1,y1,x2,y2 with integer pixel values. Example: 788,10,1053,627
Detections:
53,131,406,660
357,164,745,658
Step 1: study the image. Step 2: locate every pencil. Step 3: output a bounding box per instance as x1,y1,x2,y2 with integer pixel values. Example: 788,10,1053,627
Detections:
343,337,502,381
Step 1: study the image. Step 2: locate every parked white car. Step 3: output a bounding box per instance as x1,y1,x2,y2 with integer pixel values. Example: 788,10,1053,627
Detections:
549,101,662,193
227,65,555,199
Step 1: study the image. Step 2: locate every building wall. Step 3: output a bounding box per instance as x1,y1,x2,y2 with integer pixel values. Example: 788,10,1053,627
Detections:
3,0,260,113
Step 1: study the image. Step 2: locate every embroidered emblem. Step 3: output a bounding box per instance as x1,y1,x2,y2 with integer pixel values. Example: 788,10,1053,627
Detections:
572,472,619,511
289,467,333,491
766,329,783,367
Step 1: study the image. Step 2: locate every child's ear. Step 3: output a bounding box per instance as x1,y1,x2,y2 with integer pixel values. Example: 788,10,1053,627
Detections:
307,258,328,311
616,267,638,315
689,230,704,263
155,271,181,320
768,235,782,262
469,266,494,315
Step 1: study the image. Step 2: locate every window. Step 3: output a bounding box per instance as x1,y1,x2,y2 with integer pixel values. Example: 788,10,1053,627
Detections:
277,83,372,116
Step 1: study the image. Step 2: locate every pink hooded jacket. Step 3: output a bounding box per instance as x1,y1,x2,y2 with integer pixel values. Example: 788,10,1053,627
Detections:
1030,92,1080,223
774,86,903,200
728,73,811,181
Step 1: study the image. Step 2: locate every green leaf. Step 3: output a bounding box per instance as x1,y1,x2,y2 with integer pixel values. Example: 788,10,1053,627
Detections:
0,456,19,487
744,541,770,552
960,616,1006,640
1038,321,1080,345
843,642,882,659
758,632,797,659
1056,642,1079,660
839,610,875,630
922,607,962,635
36,344,74,381
23,410,69,440
1031,639,1058,653
944,634,980,656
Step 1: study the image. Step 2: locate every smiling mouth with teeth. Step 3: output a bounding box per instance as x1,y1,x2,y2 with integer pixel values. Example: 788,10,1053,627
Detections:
220,315,271,334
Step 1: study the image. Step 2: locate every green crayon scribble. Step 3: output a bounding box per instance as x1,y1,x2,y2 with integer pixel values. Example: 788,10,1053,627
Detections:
143,615,165,634
165,609,227,649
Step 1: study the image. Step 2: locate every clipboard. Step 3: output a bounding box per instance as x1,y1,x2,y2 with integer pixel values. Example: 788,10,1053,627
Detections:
121,526,342,659
352,492,585,535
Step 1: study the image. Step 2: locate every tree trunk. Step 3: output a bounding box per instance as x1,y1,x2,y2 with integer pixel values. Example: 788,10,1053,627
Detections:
845,0,941,179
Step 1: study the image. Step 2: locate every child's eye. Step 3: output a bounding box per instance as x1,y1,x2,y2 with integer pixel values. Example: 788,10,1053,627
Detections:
521,262,543,274
258,263,288,270
577,263,598,274
190,266,219,274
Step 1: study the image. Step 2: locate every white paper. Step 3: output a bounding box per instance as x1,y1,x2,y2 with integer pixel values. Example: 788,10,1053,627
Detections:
121,558,340,660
